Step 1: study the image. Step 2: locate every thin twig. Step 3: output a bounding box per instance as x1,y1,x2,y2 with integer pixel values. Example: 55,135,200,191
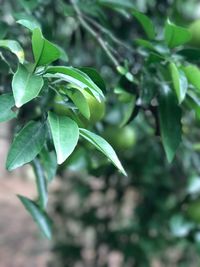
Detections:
83,14,134,53
70,0,120,67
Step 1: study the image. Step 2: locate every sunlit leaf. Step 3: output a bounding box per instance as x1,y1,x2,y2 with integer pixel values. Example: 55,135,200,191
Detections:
12,64,44,107
0,40,24,63
17,19,40,31
48,112,79,164
132,10,155,39
46,66,104,101
79,128,127,176
164,19,191,48
32,28,60,66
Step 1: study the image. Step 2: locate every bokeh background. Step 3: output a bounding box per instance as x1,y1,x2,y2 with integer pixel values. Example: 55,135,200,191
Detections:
1,0,200,266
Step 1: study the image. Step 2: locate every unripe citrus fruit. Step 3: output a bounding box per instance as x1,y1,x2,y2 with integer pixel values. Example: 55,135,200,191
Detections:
103,125,136,151
189,20,200,47
186,199,200,223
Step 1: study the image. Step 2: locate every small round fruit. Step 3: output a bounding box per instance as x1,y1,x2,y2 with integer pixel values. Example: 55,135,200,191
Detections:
53,94,85,126
81,90,105,124
53,95,71,116
186,199,200,223
189,20,200,47
103,125,136,151
53,91,105,125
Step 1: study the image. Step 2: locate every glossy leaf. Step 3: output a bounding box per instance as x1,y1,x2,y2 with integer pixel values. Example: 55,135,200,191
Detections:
18,195,52,239
132,10,155,39
32,28,60,66
164,19,191,49
135,38,156,50
12,64,44,107
17,19,40,31
46,66,104,101
169,62,188,104
0,93,17,122
182,65,200,91
48,112,79,164
65,88,90,119
6,121,47,171
32,159,48,210
79,128,127,176
158,89,182,162
79,67,106,93
0,40,24,63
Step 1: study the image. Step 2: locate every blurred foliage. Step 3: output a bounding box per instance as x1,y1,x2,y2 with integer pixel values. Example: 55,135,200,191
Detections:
2,0,200,266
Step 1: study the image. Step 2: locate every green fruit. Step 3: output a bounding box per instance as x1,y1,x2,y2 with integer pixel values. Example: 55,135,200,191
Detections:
81,90,105,124
103,125,136,151
53,91,105,125
53,95,84,126
53,89,105,124
186,199,200,223
189,20,200,47
53,95,72,116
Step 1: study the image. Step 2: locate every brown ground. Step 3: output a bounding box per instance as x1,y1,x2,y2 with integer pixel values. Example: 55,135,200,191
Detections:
0,123,50,267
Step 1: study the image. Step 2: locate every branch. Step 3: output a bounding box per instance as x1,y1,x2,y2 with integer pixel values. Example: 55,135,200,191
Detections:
83,14,134,54
70,0,120,67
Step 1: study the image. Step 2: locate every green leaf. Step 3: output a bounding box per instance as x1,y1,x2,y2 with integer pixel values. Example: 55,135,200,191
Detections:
12,64,44,107
18,195,52,239
65,88,90,119
164,19,191,49
135,38,156,50
46,66,104,101
158,89,182,162
0,40,24,63
182,65,200,91
79,67,106,93
0,93,17,122
79,128,127,176
132,10,155,40
32,28,61,66
40,148,57,182
32,159,48,210
120,97,136,127
6,121,47,171
48,112,79,164
169,62,188,104
147,52,165,64
17,19,40,31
